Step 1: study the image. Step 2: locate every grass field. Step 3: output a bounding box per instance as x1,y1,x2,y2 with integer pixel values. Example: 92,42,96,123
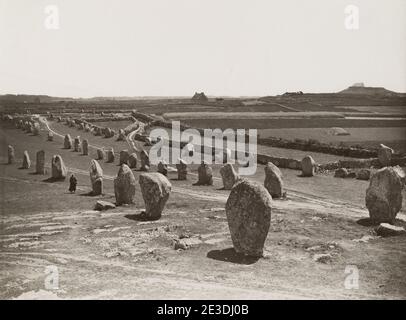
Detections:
91,120,133,131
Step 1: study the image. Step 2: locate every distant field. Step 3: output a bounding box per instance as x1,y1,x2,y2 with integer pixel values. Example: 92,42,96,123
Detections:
340,106,406,114
92,120,132,131
164,111,344,119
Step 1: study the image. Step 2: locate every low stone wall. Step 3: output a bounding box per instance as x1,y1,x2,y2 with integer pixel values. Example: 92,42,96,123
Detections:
257,154,302,170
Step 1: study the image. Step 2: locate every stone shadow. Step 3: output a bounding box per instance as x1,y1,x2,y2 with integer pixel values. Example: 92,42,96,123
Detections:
125,211,159,222
207,247,261,265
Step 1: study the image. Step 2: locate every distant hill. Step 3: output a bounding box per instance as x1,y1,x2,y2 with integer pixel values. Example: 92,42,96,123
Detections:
0,94,74,103
338,85,399,96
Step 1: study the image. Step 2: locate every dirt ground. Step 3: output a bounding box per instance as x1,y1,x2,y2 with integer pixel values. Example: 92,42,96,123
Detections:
0,119,405,300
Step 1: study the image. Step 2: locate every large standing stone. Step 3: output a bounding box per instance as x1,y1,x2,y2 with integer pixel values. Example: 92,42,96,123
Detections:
73,136,81,152
365,167,402,224
36,150,45,174
140,150,150,171
139,172,172,220
7,145,15,164
47,131,53,141
176,159,187,180
378,144,393,167
106,148,115,163
51,155,67,179
128,153,138,169
119,150,129,165
82,139,89,155
64,134,72,149
195,161,213,185
157,161,168,176
22,151,31,169
264,162,283,198
96,148,105,160
301,155,316,177
89,159,103,195
220,163,239,190
226,179,272,257
114,164,136,205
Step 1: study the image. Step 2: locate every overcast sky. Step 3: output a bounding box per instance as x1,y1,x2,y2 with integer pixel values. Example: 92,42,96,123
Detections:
1,0,405,97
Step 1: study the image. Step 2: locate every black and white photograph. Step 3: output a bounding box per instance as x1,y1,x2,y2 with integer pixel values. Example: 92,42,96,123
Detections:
0,0,405,305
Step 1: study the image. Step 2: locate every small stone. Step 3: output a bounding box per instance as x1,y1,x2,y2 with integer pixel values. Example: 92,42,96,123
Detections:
36,150,45,175
51,155,67,179
64,134,72,149
176,158,187,180
96,148,105,161
94,200,116,211
140,150,150,171
106,148,115,163
334,168,348,178
7,145,15,164
195,161,213,185
375,223,406,237
128,153,138,169
157,161,168,176
82,139,89,155
356,169,371,181
22,150,31,169
89,159,103,195
114,164,136,205
301,155,316,177
264,162,283,198
119,150,129,165
313,253,332,263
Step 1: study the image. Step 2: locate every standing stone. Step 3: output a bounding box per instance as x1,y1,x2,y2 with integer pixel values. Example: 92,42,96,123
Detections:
176,159,187,180
301,155,316,177
47,131,54,141
82,139,89,155
140,150,150,171
356,169,371,181
378,144,393,167
89,159,103,195
128,153,138,169
36,150,45,174
334,168,349,178
32,123,40,135
220,163,239,190
393,165,405,188
157,161,168,176
7,145,15,164
264,162,283,198
73,136,81,152
22,151,31,169
51,155,67,179
114,164,136,205
139,172,172,220
117,129,126,141
96,148,105,160
195,161,213,185
106,148,115,163
226,179,272,257
119,150,129,165
365,167,403,224
64,134,72,149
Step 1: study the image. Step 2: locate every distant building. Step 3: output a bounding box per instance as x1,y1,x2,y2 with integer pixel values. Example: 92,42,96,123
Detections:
192,92,208,102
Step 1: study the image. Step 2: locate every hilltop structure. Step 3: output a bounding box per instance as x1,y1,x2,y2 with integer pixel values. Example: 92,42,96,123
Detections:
192,92,208,102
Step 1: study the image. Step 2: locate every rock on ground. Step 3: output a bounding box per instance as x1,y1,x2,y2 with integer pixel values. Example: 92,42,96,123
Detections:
96,148,105,160
356,169,371,181
220,163,239,190
366,167,403,224
139,172,172,220
82,139,89,155
378,144,394,167
51,155,67,179
114,164,136,205
73,136,81,152
375,223,406,237
47,131,53,141
301,155,316,177
36,150,45,175
157,161,168,176
140,150,150,171
195,161,213,185
128,153,138,169
119,150,129,165
225,179,272,257
94,200,116,211
106,148,115,163
264,162,283,198
89,159,103,195
7,145,15,164
64,134,72,149
334,168,348,178
22,151,31,169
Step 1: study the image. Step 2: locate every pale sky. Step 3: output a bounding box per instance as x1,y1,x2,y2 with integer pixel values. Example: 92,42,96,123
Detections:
0,0,405,97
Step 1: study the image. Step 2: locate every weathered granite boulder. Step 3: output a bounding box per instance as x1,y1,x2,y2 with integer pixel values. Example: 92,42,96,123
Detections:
96,148,105,160
82,139,89,155
128,153,138,169
64,134,72,149
378,144,394,167
139,172,172,220
176,159,187,180
117,129,126,141
195,161,213,185
106,148,115,163
356,168,371,181
36,150,45,174
47,131,53,141
114,164,136,205
51,155,67,179
375,223,406,237
22,151,31,169
334,168,348,178
119,150,129,165
140,150,150,171
157,161,168,176
7,145,15,164
220,163,239,190
366,167,403,224
264,162,283,198
225,179,272,257
89,159,103,195
94,200,116,211
73,136,81,152
301,155,316,177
